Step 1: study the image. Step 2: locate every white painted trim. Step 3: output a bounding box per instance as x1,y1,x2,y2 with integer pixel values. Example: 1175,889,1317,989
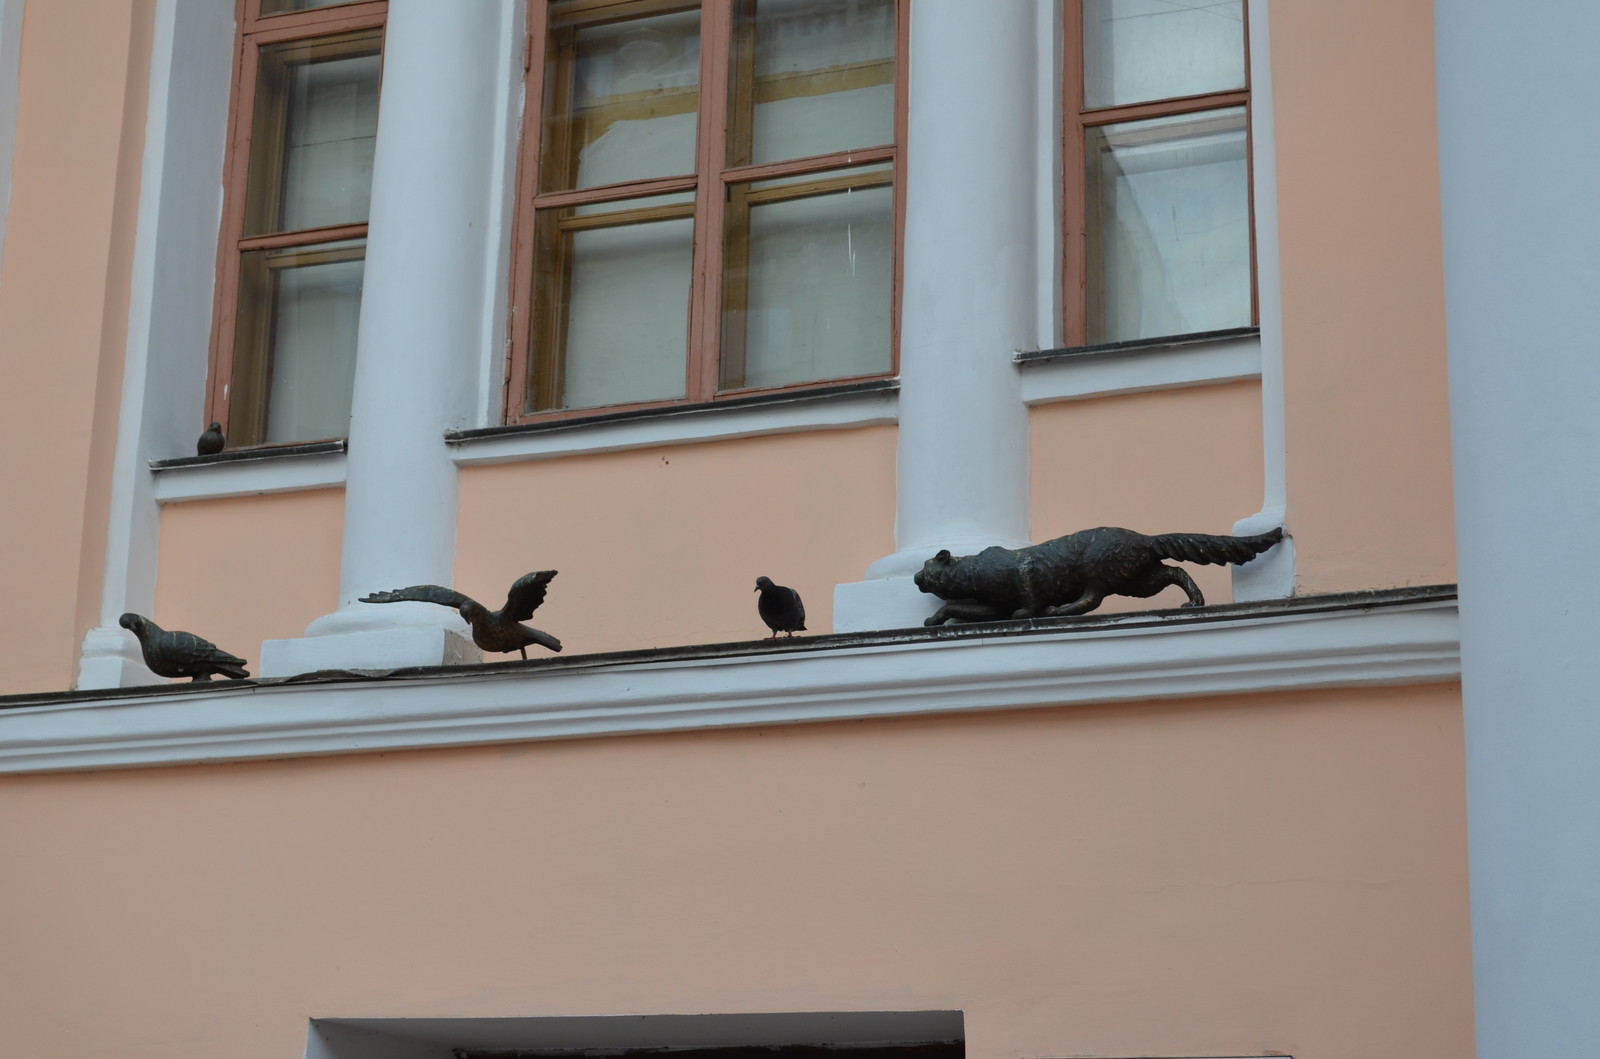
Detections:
152,451,347,502
1018,333,1261,405
449,388,898,465
2,598,1458,775
0,0,25,274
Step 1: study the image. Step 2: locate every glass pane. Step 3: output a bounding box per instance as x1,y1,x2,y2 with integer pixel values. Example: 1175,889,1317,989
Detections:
1085,107,1251,344
245,31,382,235
730,0,895,167
722,170,892,390
1082,0,1244,109
231,239,364,445
530,210,694,411
258,0,359,13
541,5,701,192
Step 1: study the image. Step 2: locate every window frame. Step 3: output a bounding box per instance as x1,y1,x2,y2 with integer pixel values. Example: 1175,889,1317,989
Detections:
504,0,909,426
205,0,388,449
1061,0,1257,349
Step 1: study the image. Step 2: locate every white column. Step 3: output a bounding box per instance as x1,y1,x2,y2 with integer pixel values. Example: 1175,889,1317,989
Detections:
1435,2,1600,1054
261,0,511,675
834,0,1039,631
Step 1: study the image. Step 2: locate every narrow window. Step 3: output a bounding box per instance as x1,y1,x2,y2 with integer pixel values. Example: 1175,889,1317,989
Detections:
1065,0,1254,346
207,0,386,447
508,0,905,422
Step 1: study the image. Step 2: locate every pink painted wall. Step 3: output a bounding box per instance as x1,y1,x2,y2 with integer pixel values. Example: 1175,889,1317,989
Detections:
1030,381,1264,612
455,426,897,650
1270,0,1457,592
155,491,345,675
0,683,1473,1058
0,1,153,692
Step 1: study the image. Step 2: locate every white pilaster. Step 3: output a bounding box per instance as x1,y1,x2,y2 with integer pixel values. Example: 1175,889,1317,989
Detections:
835,0,1041,632
261,0,518,676
1231,0,1294,599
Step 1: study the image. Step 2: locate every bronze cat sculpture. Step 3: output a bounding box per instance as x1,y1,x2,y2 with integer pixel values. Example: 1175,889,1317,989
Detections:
914,526,1284,625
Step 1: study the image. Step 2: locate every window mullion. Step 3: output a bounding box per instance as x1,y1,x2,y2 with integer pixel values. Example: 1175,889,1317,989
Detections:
1062,0,1090,347
688,0,733,404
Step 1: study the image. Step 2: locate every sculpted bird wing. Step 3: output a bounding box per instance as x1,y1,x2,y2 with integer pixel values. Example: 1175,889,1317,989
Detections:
359,584,475,610
165,629,247,667
503,570,557,622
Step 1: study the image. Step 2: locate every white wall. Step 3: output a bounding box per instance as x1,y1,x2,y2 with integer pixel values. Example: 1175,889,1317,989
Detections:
1434,2,1600,1054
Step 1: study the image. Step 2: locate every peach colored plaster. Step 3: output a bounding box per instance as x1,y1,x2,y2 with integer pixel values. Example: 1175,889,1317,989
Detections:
155,491,345,675
0,1,154,692
1030,381,1264,612
1270,0,1457,593
455,426,897,651
0,684,1473,1058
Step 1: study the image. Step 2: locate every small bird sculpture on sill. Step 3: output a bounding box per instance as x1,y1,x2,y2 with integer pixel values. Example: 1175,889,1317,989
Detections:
119,612,250,681
754,576,806,638
196,421,225,456
359,570,563,659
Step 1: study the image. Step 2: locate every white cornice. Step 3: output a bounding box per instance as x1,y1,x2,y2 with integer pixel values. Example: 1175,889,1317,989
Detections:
0,595,1459,775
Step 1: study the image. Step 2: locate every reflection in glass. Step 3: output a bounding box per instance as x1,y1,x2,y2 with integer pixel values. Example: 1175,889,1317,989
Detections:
532,211,694,411
245,31,382,234
722,171,892,390
232,240,365,445
730,0,895,167
541,6,701,191
1082,0,1244,109
259,0,359,13
1085,108,1250,343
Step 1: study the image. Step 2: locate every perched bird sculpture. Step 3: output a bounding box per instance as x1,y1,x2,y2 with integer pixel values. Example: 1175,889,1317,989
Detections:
196,421,225,456
359,570,563,659
754,576,806,638
119,612,250,681
915,525,1285,625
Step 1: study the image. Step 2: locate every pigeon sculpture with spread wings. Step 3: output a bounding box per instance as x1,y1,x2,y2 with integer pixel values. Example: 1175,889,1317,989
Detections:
119,612,250,681
359,570,563,659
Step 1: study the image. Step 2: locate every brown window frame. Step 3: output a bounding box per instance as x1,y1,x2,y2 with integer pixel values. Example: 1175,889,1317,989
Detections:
205,0,388,448
504,0,910,427
1061,0,1257,348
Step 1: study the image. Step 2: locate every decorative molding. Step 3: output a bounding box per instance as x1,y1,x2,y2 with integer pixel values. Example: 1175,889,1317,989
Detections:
448,386,898,465
152,447,347,502
1017,331,1262,405
0,592,1460,775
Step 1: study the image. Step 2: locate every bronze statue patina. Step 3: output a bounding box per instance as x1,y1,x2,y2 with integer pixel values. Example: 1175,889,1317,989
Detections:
119,612,250,681
914,526,1284,625
359,570,563,659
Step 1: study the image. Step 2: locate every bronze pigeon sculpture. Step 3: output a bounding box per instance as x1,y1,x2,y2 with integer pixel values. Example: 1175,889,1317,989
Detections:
119,612,250,681
754,576,806,638
196,421,225,456
360,570,563,659
915,526,1285,625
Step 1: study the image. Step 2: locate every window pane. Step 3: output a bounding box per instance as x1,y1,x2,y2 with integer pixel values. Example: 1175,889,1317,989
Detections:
1082,0,1244,109
258,0,359,13
1085,107,1251,343
729,0,895,167
231,240,364,446
531,209,695,411
541,5,701,192
245,31,382,235
722,168,893,390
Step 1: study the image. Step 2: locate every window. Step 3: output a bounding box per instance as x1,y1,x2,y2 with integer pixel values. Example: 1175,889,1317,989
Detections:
507,0,905,422
1064,0,1254,346
207,0,386,447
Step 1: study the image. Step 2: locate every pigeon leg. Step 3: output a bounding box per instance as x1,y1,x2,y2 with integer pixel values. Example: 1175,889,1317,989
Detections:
519,646,528,660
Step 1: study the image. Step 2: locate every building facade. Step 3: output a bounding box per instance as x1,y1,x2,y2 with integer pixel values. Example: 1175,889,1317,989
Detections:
0,1,1591,1057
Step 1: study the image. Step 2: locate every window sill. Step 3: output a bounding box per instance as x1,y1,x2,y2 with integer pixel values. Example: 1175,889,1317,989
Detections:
2,586,1457,774
149,440,347,502
1016,326,1261,404
447,380,898,465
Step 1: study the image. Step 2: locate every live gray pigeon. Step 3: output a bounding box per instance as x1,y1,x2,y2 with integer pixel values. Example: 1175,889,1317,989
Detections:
196,421,225,456
119,612,250,681
360,570,563,659
754,576,806,638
